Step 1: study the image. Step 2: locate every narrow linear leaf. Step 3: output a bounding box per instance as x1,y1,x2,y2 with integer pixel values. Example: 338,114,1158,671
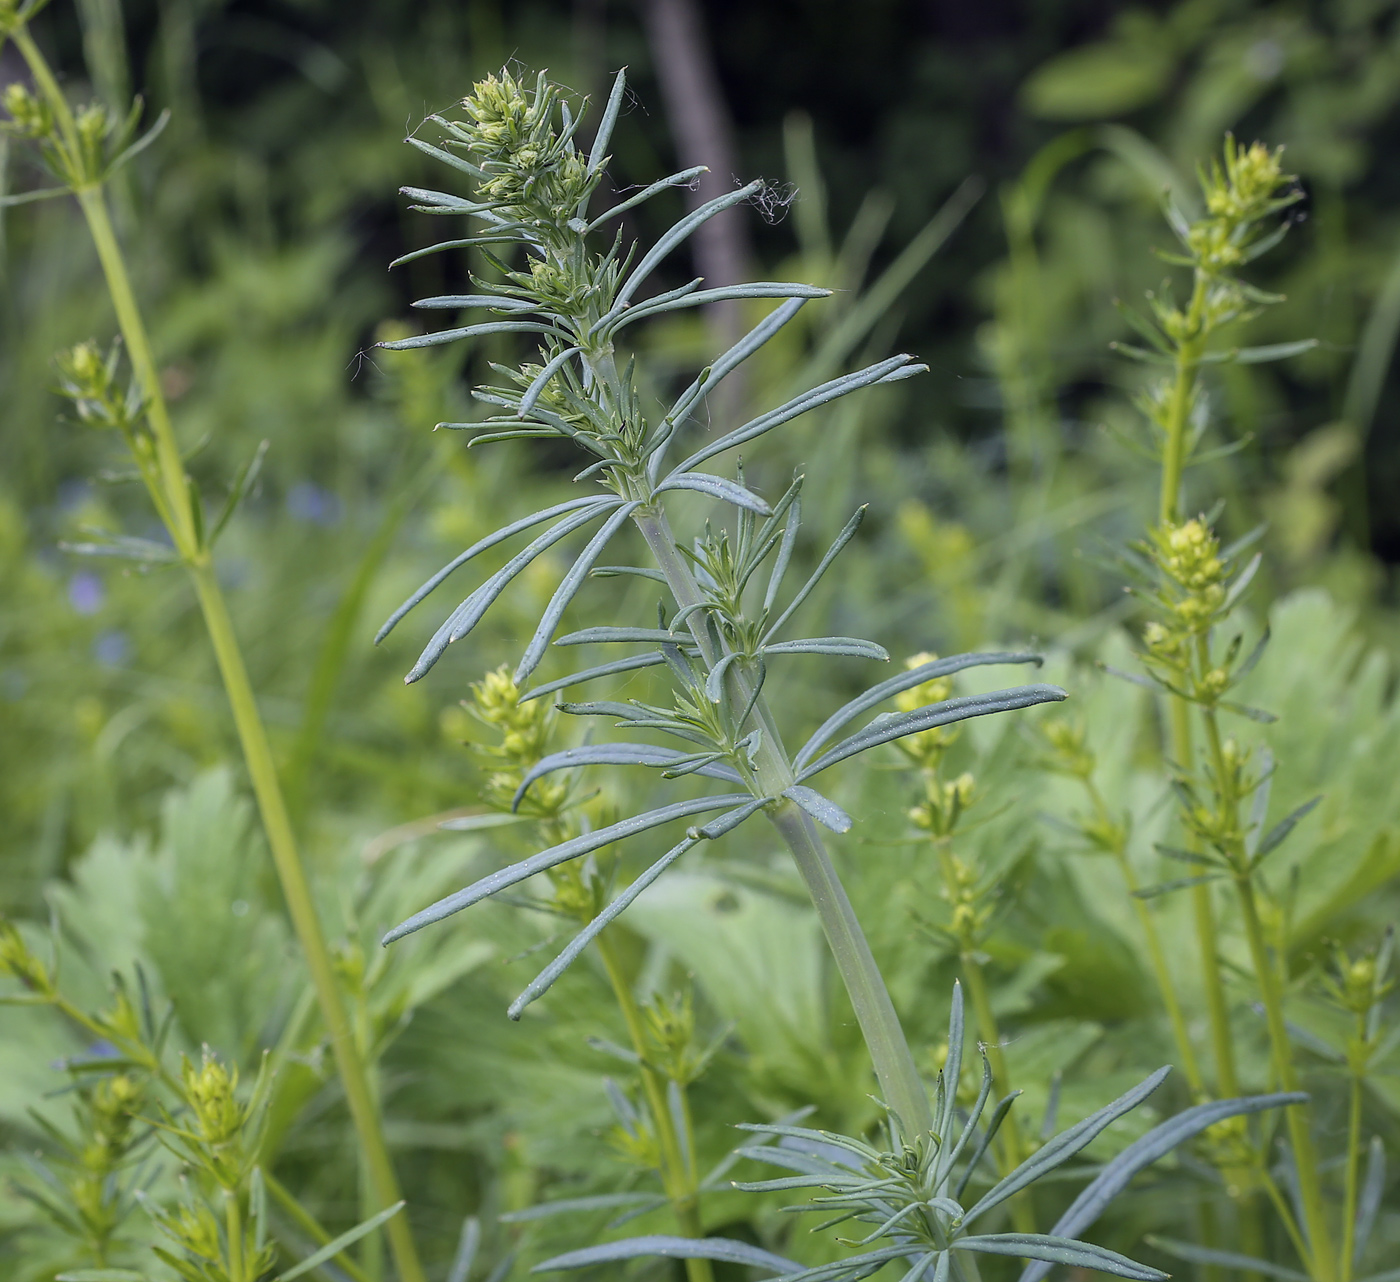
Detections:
513,745,742,810
611,282,830,330
390,236,519,268
771,1245,916,1282
1253,796,1322,864
795,652,1043,771
965,1067,1171,1225
588,68,631,174
783,786,852,833
521,346,583,413
534,1235,798,1274
557,626,689,646
519,651,666,703
954,1235,1165,1282
764,637,889,662
799,686,1067,783
378,321,564,350
587,164,709,229
508,798,767,1018
1355,1135,1386,1268
383,795,750,943
411,294,536,311
666,297,810,428
657,472,773,515
54,1273,149,1281
675,355,916,475
404,504,614,682
761,507,867,642
515,503,642,683
616,182,764,307
1132,873,1223,899
939,982,967,1143
448,1218,480,1282
276,1201,405,1282
405,133,488,178
1018,1091,1307,1282
1231,339,1320,364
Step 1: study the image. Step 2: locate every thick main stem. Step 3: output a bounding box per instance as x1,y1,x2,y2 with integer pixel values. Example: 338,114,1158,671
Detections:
632,505,933,1138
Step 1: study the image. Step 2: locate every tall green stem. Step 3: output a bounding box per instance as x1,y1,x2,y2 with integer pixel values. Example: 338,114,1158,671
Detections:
1236,879,1334,1279
13,30,425,1273
1084,780,1205,1095
631,505,933,1139
1157,279,1240,1101
595,934,713,1282
189,567,423,1282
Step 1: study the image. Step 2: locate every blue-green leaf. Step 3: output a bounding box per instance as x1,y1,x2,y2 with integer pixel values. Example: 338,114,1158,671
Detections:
587,165,708,229
404,504,615,682
954,1235,1165,1282
783,786,852,833
1252,795,1322,865
1355,1136,1386,1269
798,686,1067,783
448,1217,479,1282
405,133,488,179
390,235,519,268
965,1067,1170,1226
616,182,764,308
611,282,830,330
761,507,867,643
508,797,768,1018
411,294,536,311
674,355,917,475
763,637,889,662
276,1201,405,1281
521,346,583,413
794,652,1043,771
1018,1091,1307,1282
666,298,810,429
378,320,564,350
383,794,750,943
588,69,631,175
377,498,617,644
534,1235,798,1274
513,746,742,809
657,472,773,515
771,1244,916,1282
519,651,667,703
557,626,686,646
516,503,642,683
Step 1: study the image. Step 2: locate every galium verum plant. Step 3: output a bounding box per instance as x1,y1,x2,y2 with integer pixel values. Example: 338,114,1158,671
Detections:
374,69,1310,1280
372,64,1066,1140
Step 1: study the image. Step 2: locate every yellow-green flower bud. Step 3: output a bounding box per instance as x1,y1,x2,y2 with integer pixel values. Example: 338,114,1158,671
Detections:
2,81,51,139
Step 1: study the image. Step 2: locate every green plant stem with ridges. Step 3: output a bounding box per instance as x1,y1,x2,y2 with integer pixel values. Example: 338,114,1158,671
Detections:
1340,1034,1364,1282
1157,270,1240,1103
956,935,1037,1237
595,933,713,1282
1198,705,1334,1280
1236,877,1333,1279
13,28,426,1277
630,499,932,1140
1083,778,1205,1095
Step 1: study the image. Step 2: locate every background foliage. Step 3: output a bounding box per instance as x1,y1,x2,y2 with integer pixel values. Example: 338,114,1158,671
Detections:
2,1,1399,1279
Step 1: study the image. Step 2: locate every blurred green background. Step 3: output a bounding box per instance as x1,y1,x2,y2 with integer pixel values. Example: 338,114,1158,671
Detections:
3,1,1400,1275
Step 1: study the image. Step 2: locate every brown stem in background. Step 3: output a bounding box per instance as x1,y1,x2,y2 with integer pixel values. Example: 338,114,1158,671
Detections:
641,0,753,424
